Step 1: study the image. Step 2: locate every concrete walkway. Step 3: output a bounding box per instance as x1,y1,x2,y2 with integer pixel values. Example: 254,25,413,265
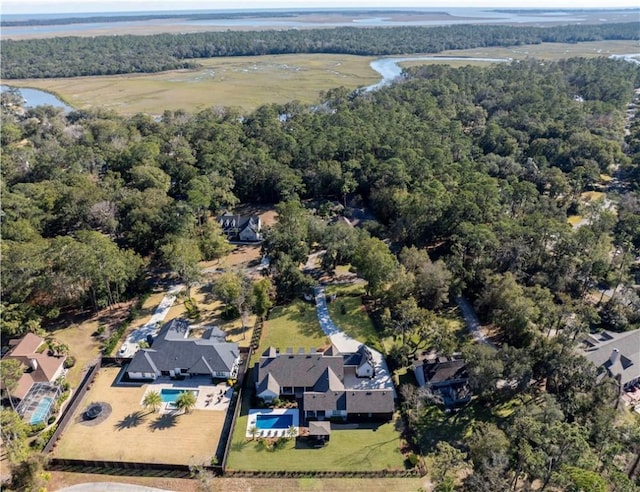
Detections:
314,287,395,394
456,297,496,349
118,284,184,357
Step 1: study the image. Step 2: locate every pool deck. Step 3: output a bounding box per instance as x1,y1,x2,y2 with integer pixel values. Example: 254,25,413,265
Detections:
246,408,299,438
140,378,232,413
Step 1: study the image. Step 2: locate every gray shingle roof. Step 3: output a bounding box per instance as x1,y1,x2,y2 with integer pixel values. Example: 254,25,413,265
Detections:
256,349,344,388
417,357,468,385
128,319,238,376
304,391,346,411
581,329,640,386
257,373,280,396
256,346,394,415
346,390,395,414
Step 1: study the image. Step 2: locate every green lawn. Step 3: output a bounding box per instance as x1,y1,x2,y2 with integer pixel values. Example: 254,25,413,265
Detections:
325,284,383,350
227,390,405,472
258,300,328,361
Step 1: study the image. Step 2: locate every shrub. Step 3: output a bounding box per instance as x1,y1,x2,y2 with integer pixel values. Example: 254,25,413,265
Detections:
184,297,200,319
408,452,419,467
31,425,57,451
63,356,76,369
27,422,47,436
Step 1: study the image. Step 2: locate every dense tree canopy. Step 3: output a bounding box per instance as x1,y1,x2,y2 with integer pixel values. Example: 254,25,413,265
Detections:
1,23,638,78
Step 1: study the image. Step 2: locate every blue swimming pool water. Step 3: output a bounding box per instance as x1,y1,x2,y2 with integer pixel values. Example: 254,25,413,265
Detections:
160,389,198,403
30,396,54,425
256,413,293,430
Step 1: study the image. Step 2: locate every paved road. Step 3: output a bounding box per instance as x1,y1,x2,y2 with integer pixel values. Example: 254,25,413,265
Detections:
456,296,496,349
57,483,174,492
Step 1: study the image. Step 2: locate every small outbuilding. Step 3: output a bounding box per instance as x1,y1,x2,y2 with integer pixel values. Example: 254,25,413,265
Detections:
308,420,331,446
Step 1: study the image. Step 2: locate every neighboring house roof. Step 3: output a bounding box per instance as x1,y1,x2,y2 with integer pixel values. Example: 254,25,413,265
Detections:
580,329,640,387
218,214,262,238
415,357,468,386
6,333,43,357
128,318,239,376
3,334,66,400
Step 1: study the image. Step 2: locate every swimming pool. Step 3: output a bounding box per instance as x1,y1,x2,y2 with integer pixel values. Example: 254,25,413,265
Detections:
30,396,54,425
160,388,199,403
256,413,293,430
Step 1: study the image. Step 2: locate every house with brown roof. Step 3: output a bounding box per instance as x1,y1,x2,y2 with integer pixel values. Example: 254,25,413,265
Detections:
3,333,66,401
255,345,394,421
412,354,471,407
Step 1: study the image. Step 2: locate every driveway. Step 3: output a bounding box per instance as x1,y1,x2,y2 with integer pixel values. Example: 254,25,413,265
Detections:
456,297,496,349
117,284,184,357
314,286,395,394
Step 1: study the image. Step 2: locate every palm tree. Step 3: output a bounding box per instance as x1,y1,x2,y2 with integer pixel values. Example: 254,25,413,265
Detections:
286,425,298,440
248,425,258,441
175,391,197,414
142,390,163,413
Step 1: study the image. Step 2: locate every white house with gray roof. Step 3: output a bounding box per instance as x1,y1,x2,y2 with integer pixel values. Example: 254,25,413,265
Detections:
580,329,640,390
127,318,240,381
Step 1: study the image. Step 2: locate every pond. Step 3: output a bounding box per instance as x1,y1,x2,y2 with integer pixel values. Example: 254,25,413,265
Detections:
1,85,73,112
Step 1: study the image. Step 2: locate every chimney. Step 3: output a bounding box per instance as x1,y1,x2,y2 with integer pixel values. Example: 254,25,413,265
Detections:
30,358,38,371
609,348,620,365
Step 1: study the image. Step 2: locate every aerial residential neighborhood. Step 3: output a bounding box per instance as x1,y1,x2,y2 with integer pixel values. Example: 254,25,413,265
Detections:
1,5,640,492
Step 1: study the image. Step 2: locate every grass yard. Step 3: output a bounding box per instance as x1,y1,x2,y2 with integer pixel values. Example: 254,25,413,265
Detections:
227,420,405,472
325,284,382,350
227,387,405,472
257,300,328,361
53,368,225,465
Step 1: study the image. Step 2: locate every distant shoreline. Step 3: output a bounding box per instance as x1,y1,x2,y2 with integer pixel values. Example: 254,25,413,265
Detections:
2,8,637,40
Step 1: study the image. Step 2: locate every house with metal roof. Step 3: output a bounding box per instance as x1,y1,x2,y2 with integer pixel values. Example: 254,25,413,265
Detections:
127,318,240,381
255,345,394,421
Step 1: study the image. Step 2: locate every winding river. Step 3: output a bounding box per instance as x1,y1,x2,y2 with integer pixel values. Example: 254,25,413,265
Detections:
365,55,512,91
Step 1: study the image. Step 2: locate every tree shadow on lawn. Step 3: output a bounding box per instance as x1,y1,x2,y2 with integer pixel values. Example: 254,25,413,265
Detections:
231,439,249,452
149,413,179,431
341,437,400,467
114,411,146,430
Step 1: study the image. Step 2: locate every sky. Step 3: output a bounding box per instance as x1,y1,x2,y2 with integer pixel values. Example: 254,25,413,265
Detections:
2,0,640,15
